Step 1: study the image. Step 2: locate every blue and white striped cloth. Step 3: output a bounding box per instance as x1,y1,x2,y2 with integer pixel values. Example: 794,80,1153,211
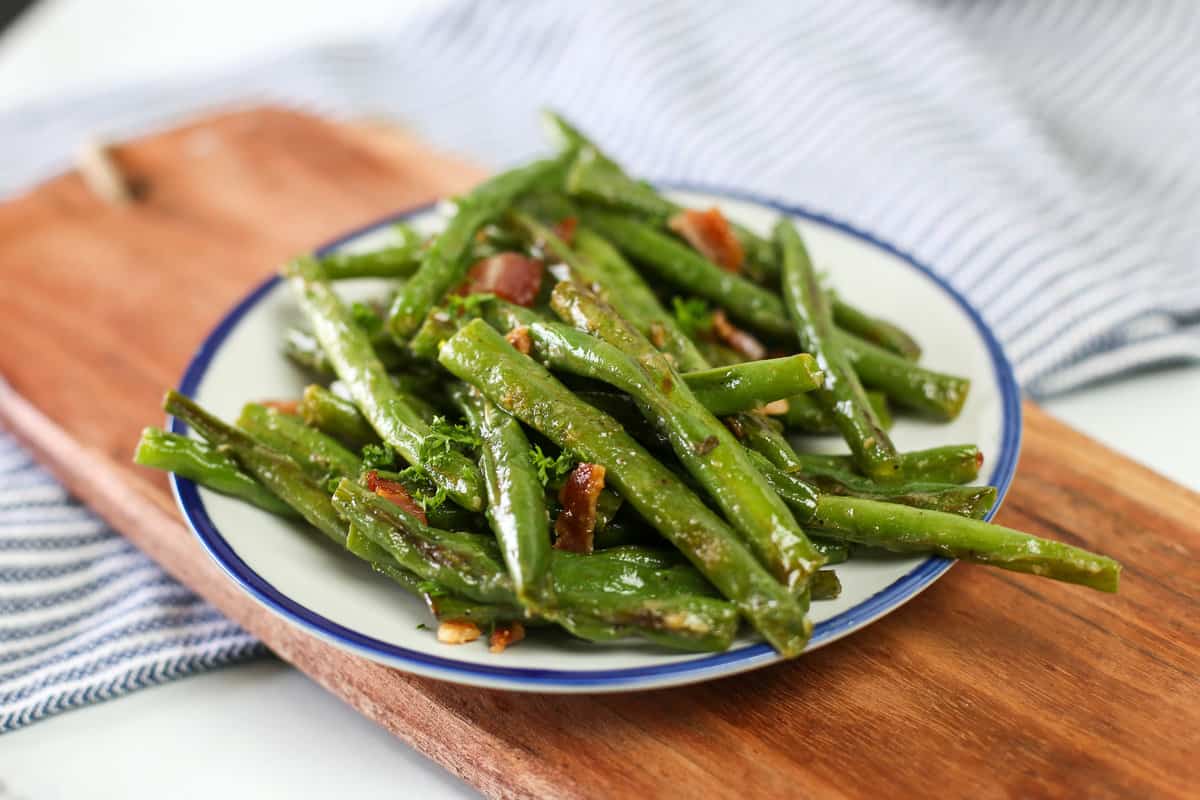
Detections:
2,0,1197,730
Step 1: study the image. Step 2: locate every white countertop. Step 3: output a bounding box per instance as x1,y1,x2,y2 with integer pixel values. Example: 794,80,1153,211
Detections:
1,2,1196,798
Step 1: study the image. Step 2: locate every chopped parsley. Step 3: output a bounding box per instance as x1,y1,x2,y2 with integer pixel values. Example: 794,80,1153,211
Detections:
672,297,712,337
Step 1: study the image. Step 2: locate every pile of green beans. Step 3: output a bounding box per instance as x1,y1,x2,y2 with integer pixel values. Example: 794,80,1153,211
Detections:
136,111,1120,658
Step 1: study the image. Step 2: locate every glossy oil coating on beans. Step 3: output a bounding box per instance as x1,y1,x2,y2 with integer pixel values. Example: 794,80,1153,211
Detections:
386,156,571,340
782,390,892,434
438,319,812,655
829,293,922,361
547,281,825,590
450,383,555,607
582,208,792,337
164,391,347,546
285,256,485,511
682,355,823,416
776,218,900,483
299,384,380,450
810,496,1120,592
134,427,294,516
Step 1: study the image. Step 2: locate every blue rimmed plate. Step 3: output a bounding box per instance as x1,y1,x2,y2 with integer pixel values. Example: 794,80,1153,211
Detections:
169,188,1021,692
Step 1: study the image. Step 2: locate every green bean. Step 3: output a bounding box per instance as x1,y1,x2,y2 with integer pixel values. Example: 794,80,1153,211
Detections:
830,293,921,361
549,592,738,652
386,156,571,340
746,448,995,521
810,496,1121,592
299,385,380,450
794,445,983,485
811,540,850,566
237,403,361,482
438,319,812,655
581,208,791,337
811,569,842,601
543,110,777,273
334,479,515,604
409,310,463,361
782,390,892,434
134,427,294,516
546,282,825,587
283,326,411,377
318,224,423,280
164,391,347,545
449,383,554,607
682,355,823,416
777,218,900,482
337,479,741,650
285,256,485,510
838,330,970,421
344,525,425,592
509,210,708,371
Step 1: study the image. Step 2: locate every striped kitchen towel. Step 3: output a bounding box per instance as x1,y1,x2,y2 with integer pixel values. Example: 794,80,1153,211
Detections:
1,0,1197,729
0,434,265,731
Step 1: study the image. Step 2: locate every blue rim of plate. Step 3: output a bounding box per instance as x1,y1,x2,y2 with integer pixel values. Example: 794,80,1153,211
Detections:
170,185,1022,690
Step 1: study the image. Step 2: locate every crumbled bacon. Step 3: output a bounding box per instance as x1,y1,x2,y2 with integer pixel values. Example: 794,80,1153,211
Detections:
437,620,481,645
489,622,526,654
668,207,744,273
711,310,767,361
260,400,299,415
505,326,533,355
554,463,607,554
457,252,544,307
552,216,578,245
364,470,428,524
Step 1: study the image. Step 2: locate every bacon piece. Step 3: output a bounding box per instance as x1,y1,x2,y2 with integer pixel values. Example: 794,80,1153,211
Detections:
552,216,578,245
711,309,767,361
554,463,607,554
505,326,533,355
364,470,428,524
488,622,526,654
260,400,299,415
668,207,744,273
457,252,544,307
437,620,481,645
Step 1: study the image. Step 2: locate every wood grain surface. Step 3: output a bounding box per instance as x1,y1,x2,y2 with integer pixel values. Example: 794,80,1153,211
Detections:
0,108,1196,799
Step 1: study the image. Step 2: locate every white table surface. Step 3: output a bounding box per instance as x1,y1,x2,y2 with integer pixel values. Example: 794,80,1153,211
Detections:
0,2,1196,797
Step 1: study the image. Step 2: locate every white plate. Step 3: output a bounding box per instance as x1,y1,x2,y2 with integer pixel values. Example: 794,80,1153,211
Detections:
170,188,1021,692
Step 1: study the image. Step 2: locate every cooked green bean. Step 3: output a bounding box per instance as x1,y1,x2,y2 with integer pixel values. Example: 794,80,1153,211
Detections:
811,569,842,601
777,218,899,482
793,445,983,485
830,293,921,361
134,426,294,516
164,391,347,545
318,224,423,280
386,155,571,340
238,402,361,482
438,319,812,655
544,110,776,274
509,209,709,371
838,330,970,420
336,479,740,650
449,383,554,607
285,256,485,510
746,448,996,521
682,355,823,416
582,208,792,337
811,496,1121,592
782,390,892,434
299,384,380,450
548,281,824,589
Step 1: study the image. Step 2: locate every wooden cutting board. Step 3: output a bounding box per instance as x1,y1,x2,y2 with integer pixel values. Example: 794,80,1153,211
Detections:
0,108,1196,799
